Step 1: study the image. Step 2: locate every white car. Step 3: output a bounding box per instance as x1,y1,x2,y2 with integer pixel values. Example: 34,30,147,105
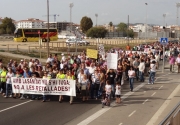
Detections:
66,38,90,46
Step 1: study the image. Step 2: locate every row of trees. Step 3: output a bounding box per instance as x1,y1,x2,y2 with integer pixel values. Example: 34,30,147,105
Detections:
0,17,15,34
80,16,134,38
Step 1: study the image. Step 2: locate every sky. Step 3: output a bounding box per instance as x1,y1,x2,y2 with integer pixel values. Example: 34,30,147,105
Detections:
0,0,180,26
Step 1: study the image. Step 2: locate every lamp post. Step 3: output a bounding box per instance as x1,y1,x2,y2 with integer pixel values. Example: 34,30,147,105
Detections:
145,3,148,44
69,3,74,32
176,3,180,39
47,0,50,57
163,14,166,27
163,14,166,38
95,14,98,26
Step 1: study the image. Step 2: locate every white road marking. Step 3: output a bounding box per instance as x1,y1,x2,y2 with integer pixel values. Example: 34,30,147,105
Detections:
146,84,180,125
119,123,123,125
77,82,146,125
77,71,174,125
151,92,156,97
128,110,136,117
142,99,148,104
144,91,146,93
158,86,163,90
0,100,32,113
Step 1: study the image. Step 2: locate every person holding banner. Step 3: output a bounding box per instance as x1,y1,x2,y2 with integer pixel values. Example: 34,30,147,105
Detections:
0,66,7,96
13,70,22,98
42,72,51,102
20,67,31,100
66,70,75,105
4,68,14,98
56,69,66,103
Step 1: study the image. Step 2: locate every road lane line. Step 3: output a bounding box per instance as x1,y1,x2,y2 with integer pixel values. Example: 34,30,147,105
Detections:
77,71,172,125
158,86,163,90
142,99,148,104
77,82,146,125
0,100,32,113
144,91,146,93
146,84,180,125
119,123,123,125
128,110,136,117
151,92,156,97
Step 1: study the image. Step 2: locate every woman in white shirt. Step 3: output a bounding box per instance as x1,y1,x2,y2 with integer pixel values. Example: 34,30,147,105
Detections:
5,68,14,98
128,66,135,92
148,60,156,84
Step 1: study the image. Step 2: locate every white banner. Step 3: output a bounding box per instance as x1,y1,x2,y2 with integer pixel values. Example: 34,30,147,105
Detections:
11,78,76,96
107,53,118,69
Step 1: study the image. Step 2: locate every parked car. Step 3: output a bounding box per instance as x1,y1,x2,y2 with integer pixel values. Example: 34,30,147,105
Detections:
66,38,90,46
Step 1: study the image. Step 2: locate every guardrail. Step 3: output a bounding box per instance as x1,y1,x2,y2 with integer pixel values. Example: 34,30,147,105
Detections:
159,101,180,125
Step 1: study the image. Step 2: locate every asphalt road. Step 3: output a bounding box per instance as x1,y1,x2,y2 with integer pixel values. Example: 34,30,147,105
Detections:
0,62,179,125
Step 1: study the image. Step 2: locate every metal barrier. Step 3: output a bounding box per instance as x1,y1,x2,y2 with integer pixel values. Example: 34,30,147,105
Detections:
159,101,180,125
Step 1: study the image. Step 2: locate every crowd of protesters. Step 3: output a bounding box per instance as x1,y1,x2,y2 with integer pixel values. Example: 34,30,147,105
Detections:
0,41,180,105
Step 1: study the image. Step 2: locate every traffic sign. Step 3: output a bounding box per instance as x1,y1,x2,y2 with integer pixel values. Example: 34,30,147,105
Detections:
160,37,168,44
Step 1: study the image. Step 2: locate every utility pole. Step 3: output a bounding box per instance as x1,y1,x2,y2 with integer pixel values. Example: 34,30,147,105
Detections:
95,14,98,26
127,15,129,45
69,3,74,32
145,3,148,44
47,0,50,57
176,3,180,39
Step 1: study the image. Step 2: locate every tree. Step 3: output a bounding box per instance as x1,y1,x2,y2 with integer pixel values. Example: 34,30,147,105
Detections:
0,17,15,34
127,29,134,38
117,22,127,32
80,16,93,33
109,22,113,27
0,28,5,34
86,27,107,38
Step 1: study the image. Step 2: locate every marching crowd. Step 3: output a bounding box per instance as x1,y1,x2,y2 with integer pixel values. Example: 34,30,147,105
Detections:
0,41,180,105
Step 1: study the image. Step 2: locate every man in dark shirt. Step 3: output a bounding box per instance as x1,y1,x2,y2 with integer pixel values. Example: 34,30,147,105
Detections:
106,69,116,99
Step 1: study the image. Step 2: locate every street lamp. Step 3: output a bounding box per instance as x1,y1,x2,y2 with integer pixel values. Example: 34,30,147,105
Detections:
163,14,166,27
47,0,50,57
163,14,166,38
69,3,74,32
176,3,180,39
145,3,148,44
95,14,98,26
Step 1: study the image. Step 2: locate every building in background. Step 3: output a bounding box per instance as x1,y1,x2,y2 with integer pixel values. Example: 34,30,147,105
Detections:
15,18,45,28
44,22,79,33
104,24,115,32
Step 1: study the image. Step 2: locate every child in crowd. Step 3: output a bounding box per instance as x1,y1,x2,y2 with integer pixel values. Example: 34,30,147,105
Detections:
115,82,121,104
102,80,111,108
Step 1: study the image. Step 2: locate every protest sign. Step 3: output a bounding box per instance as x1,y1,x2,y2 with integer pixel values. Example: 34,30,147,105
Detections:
144,48,150,53
98,44,105,55
107,53,118,69
87,49,98,59
11,78,76,96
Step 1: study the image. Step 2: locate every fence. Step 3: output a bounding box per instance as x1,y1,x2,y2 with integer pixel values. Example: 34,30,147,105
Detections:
0,39,155,53
159,102,180,125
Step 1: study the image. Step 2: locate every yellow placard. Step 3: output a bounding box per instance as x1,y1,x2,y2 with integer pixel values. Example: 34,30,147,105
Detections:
86,49,98,59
